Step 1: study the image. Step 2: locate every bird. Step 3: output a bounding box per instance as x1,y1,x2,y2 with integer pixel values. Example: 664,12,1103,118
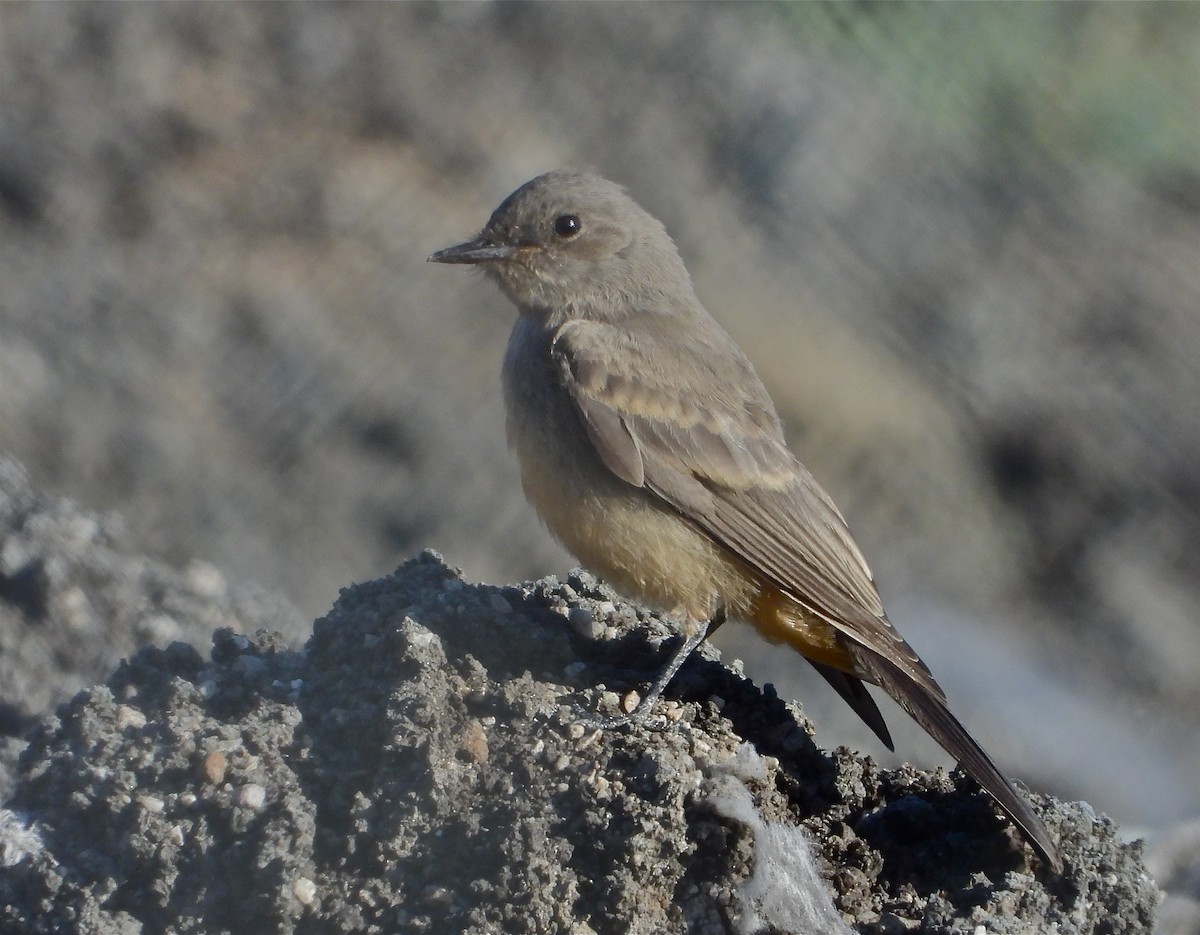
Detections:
428,170,1062,872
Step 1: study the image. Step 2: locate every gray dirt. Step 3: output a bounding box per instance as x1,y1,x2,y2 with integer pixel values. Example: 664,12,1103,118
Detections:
0,551,1157,934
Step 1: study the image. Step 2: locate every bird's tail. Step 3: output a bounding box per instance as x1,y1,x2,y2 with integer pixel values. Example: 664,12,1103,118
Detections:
859,650,1064,873
806,659,895,751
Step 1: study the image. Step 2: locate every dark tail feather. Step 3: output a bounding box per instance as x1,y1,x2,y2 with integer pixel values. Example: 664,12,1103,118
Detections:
808,661,895,751
860,651,1063,873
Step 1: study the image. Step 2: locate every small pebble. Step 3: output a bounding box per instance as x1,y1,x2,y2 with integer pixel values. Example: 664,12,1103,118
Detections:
423,885,452,907
461,720,489,764
234,783,267,810
293,877,317,906
138,794,165,814
202,751,227,784
115,705,147,730
568,607,600,638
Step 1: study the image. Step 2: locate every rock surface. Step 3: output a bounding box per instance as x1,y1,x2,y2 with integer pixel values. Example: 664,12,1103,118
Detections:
0,455,302,799
0,553,1157,934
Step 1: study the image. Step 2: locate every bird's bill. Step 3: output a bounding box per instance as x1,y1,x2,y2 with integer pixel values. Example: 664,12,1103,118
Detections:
427,237,519,265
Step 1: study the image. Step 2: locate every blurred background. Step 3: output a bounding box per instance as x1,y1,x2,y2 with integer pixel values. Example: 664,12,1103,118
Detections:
2,0,1198,904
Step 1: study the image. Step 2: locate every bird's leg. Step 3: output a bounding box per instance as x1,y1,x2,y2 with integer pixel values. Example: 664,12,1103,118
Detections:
705,601,729,636
587,600,725,728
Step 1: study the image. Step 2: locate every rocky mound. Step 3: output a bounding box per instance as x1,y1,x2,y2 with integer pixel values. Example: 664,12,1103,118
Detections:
0,553,1155,934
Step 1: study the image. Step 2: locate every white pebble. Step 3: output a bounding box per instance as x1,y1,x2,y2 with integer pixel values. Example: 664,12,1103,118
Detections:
234,783,267,810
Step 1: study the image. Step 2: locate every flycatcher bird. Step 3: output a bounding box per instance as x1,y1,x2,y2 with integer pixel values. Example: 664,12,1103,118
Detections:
429,170,1062,872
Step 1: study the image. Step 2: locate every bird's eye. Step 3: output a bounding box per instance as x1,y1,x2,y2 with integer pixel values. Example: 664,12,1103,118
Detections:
553,214,582,238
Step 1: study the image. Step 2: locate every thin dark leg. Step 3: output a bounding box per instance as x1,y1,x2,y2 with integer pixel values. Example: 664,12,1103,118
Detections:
587,603,724,728
705,603,728,636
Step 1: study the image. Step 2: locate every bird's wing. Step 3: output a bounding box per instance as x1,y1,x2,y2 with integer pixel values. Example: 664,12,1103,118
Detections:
552,319,941,699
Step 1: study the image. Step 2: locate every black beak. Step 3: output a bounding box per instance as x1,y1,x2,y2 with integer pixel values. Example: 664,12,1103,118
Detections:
427,236,519,265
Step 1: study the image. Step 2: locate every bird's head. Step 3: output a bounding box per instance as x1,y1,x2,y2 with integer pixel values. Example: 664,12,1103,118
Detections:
429,170,693,325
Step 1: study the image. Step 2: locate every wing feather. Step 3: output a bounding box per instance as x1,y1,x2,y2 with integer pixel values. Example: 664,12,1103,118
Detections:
553,319,940,698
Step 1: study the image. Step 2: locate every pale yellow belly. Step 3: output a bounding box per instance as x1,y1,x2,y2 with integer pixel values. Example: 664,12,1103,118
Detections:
514,420,753,621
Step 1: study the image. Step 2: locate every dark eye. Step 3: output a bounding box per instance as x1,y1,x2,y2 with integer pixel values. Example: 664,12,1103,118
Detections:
553,214,582,238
